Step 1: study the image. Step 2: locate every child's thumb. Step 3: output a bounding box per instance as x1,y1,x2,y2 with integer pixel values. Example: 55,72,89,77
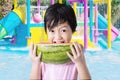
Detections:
38,52,42,59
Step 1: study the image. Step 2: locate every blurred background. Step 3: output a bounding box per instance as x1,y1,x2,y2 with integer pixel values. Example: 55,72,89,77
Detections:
0,0,120,30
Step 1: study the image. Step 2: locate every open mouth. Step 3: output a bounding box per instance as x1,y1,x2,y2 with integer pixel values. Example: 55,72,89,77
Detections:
53,41,65,43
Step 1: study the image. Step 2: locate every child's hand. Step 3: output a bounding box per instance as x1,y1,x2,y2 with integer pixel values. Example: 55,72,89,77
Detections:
67,42,86,65
29,43,41,65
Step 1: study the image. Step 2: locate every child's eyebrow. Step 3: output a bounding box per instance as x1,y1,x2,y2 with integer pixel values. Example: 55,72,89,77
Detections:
60,25,69,28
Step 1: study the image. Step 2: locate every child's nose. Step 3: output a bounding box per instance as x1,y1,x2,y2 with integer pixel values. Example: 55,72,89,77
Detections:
55,33,62,40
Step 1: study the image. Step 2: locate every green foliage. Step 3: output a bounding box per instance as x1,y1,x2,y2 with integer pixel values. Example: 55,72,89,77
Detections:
111,0,120,25
112,0,120,6
18,0,26,5
0,0,4,6
98,0,120,28
0,0,13,19
30,0,66,6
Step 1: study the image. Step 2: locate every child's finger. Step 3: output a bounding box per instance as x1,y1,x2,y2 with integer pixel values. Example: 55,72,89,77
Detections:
70,44,77,57
29,43,34,57
29,42,34,54
66,52,73,61
37,52,41,59
33,44,37,57
36,52,42,62
78,44,84,54
74,42,81,56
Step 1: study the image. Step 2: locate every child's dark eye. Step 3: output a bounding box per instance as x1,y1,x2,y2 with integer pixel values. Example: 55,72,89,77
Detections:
50,30,54,33
62,30,66,32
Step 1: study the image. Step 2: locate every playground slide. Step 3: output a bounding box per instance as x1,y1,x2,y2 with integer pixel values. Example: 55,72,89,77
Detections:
0,7,25,40
115,34,120,41
98,14,119,48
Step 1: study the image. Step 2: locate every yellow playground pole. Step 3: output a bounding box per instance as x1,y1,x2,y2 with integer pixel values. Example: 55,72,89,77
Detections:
94,0,111,48
14,0,17,8
108,0,111,48
59,0,62,4
73,2,77,16
94,0,107,3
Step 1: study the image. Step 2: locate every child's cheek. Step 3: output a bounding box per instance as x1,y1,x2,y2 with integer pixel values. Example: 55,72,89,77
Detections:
48,36,54,43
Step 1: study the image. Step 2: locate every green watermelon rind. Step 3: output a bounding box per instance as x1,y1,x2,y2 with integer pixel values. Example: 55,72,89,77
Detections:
36,44,72,64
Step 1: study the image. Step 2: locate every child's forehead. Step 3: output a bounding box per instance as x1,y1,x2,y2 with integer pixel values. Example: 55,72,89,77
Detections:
47,21,70,29
58,22,69,26
53,22,70,28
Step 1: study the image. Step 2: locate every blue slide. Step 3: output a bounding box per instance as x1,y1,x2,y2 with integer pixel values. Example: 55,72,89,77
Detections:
0,11,22,40
97,14,119,48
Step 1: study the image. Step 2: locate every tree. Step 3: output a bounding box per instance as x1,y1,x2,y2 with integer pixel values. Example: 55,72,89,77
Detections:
98,0,120,29
111,0,120,24
0,0,13,19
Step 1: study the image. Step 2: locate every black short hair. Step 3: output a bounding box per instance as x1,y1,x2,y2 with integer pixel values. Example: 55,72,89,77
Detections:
44,3,77,33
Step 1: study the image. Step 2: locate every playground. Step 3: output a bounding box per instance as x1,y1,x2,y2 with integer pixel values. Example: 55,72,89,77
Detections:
0,0,120,80
0,0,120,49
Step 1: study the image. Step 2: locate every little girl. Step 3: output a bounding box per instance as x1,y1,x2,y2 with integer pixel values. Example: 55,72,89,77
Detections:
29,3,91,80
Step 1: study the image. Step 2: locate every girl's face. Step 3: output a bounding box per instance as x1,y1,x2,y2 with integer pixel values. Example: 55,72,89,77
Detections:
47,22,72,43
